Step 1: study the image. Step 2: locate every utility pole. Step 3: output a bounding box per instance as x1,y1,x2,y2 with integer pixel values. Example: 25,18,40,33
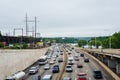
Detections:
34,16,37,43
26,14,28,36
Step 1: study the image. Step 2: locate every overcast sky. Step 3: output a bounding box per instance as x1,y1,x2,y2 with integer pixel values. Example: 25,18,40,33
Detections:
0,0,120,37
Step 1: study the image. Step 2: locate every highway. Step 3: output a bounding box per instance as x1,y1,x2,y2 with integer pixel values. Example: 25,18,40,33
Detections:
22,44,115,80
25,45,64,80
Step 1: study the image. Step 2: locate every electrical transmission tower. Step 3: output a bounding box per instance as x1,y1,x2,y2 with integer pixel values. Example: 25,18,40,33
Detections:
25,14,39,43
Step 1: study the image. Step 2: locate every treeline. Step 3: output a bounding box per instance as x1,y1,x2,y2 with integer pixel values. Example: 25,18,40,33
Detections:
42,37,78,43
78,31,120,49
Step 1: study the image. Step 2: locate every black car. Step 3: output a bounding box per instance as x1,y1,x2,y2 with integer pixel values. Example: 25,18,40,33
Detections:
80,53,84,57
84,58,89,62
93,70,103,79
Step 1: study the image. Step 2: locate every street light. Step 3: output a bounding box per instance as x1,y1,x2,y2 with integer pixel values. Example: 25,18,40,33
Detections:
104,29,112,49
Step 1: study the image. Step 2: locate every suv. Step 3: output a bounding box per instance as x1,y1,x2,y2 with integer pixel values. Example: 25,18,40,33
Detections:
29,66,39,74
93,70,103,79
52,65,59,73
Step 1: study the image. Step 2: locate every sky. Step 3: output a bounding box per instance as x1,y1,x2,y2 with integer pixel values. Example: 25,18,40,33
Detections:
0,0,120,37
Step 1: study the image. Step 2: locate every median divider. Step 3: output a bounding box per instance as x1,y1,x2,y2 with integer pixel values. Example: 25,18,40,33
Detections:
57,48,68,80
81,49,120,80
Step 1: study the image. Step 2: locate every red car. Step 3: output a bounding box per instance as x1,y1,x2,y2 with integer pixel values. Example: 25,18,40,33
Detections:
77,72,87,80
77,63,83,68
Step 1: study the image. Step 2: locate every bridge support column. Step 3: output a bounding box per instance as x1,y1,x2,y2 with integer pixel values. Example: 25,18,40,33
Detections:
103,56,109,65
108,59,116,69
116,59,120,74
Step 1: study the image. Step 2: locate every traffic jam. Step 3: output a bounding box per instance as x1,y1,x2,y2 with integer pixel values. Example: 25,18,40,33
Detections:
6,44,105,80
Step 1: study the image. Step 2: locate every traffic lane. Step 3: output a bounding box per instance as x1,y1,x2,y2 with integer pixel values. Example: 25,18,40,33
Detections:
65,53,105,80
25,57,63,80
63,49,77,80
39,54,63,80
84,53,115,80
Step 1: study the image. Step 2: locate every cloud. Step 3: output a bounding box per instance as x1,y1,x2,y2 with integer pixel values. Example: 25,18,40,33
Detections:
0,0,120,37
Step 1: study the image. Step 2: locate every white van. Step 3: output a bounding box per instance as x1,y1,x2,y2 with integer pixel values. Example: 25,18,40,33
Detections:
42,74,52,80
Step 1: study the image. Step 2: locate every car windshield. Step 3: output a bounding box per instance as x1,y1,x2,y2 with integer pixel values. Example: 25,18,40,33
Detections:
67,66,71,68
94,71,101,74
31,67,36,70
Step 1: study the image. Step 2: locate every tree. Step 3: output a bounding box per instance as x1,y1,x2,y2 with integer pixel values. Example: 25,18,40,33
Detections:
78,40,87,47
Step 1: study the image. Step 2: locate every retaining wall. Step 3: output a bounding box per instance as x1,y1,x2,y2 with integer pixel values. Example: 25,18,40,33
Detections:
0,48,49,80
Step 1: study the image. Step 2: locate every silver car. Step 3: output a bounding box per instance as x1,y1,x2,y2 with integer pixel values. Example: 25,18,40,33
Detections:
29,67,39,74
44,64,50,70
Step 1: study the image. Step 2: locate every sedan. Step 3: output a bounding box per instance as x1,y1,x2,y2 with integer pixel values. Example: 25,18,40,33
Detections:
63,77,71,80
29,67,39,74
49,60,54,64
93,70,103,79
66,65,73,72
77,72,87,80
44,64,50,70
77,63,83,68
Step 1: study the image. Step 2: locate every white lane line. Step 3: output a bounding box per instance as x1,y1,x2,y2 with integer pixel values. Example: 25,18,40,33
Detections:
74,70,77,80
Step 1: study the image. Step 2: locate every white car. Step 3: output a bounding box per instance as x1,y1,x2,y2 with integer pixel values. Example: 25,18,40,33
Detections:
42,74,52,80
49,60,54,64
44,64,50,70
66,65,73,72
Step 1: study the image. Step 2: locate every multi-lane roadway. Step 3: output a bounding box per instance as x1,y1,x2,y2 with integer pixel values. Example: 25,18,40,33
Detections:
23,44,115,80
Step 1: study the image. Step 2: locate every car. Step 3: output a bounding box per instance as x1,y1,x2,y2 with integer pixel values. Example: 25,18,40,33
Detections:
77,63,83,68
42,74,52,80
32,74,41,80
29,66,39,74
58,58,63,62
68,52,71,55
63,76,71,80
52,65,59,73
53,58,56,61
93,70,103,79
60,52,63,55
49,60,54,64
66,65,73,72
74,57,79,61
77,72,87,80
84,58,89,62
80,53,84,57
44,64,50,70
68,61,74,65
68,57,74,61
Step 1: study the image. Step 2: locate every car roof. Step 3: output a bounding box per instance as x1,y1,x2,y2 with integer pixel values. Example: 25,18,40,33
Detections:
63,77,71,80
43,74,52,78
77,72,87,76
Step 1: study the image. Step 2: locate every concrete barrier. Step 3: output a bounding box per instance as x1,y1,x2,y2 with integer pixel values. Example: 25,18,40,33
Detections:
0,48,49,80
81,49,120,80
57,48,67,80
